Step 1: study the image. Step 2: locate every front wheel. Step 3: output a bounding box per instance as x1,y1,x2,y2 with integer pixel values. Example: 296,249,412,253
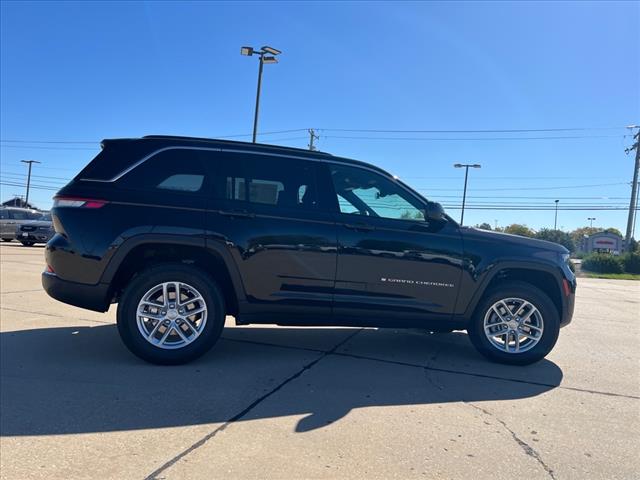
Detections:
20,241,35,247
117,264,225,365
467,281,560,365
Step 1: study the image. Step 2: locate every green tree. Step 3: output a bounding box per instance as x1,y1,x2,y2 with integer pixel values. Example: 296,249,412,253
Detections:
535,228,575,252
503,224,535,237
570,227,600,248
603,227,623,237
475,222,492,231
400,210,424,220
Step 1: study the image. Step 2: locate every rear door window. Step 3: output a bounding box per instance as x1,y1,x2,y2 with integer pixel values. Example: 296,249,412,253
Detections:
209,153,320,214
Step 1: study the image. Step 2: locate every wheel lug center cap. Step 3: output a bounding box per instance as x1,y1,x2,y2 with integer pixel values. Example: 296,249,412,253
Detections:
507,320,519,329
166,310,178,320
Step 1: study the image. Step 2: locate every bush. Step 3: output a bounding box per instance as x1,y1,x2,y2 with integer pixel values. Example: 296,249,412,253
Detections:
581,253,623,274
622,252,640,274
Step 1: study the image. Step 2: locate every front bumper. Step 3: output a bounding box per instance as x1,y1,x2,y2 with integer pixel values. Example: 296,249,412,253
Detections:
18,231,53,243
560,276,576,328
42,272,111,312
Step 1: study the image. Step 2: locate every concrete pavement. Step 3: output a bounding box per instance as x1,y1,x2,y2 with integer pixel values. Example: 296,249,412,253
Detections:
1,242,638,479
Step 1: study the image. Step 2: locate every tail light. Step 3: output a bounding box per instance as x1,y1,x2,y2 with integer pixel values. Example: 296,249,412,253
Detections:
562,278,572,297
53,196,108,209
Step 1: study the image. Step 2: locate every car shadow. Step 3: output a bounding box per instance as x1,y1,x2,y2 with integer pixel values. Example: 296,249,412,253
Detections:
0,324,563,436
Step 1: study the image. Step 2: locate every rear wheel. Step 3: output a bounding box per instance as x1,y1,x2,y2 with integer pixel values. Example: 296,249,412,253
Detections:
1,238,13,242
467,281,560,365
117,264,225,365
20,241,35,247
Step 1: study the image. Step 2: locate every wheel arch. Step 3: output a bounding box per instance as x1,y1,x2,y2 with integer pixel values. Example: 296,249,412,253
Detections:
102,235,244,315
464,262,564,323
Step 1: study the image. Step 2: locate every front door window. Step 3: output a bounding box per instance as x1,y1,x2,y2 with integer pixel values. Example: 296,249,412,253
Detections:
329,164,425,221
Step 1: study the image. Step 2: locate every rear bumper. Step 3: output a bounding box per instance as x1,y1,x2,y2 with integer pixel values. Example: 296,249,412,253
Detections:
42,272,110,312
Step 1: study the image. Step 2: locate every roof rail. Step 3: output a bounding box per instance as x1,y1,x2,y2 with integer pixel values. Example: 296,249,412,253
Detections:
141,135,332,156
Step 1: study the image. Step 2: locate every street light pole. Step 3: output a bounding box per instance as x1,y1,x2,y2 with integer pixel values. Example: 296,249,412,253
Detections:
241,45,282,143
252,55,264,143
20,160,40,207
454,163,481,226
554,199,559,230
588,217,596,228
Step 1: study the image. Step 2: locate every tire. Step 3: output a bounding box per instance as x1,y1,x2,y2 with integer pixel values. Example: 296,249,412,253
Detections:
20,241,35,247
1,238,13,242
467,281,560,365
117,263,225,365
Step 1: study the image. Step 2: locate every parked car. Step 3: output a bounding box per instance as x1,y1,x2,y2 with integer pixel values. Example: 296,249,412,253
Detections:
42,135,576,365
16,212,54,246
0,206,42,242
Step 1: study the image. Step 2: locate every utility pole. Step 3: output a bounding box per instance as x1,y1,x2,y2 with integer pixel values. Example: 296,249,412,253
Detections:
20,160,40,207
453,163,481,226
308,128,319,151
554,199,559,230
624,126,639,251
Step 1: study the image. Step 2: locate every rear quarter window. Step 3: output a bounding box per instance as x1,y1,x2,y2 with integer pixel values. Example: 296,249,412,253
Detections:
117,149,206,193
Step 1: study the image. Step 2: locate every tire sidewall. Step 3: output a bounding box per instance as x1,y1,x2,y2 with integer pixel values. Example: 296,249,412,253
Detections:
468,282,560,365
117,264,225,365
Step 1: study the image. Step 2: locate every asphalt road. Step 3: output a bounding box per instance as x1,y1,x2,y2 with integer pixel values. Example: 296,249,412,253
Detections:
1,242,638,480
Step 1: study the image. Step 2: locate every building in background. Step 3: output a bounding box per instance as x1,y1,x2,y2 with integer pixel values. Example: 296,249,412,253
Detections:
2,197,36,209
579,231,624,255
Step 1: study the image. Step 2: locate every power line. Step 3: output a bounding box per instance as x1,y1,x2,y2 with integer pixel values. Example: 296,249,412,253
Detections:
416,182,628,191
319,126,629,134
0,181,59,191
0,125,633,145
0,171,71,181
324,134,625,141
0,129,309,145
0,145,98,151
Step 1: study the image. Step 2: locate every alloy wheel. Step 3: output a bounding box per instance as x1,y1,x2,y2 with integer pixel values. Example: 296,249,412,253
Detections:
483,297,544,354
136,281,208,350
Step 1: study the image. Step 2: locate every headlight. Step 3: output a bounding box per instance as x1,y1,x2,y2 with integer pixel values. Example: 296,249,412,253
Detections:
561,253,570,263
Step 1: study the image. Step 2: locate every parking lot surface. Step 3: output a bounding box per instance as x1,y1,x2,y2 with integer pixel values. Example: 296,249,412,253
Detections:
1,242,639,480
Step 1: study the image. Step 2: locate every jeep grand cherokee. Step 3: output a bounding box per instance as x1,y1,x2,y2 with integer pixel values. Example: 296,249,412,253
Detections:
42,135,576,365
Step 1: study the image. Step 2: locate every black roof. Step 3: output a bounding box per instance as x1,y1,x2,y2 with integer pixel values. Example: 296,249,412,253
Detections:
86,134,395,182
137,135,392,175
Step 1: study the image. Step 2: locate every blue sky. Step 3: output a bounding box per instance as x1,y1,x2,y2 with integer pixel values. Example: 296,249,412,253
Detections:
1,1,638,233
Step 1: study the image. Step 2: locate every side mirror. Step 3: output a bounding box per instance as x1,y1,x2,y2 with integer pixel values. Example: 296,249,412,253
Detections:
424,201,445,221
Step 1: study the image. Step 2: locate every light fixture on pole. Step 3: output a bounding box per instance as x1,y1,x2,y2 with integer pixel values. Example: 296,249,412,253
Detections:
554,199,560,230
587,217,596,228
453,163,481,226
20,160,40,208
240,45,282,143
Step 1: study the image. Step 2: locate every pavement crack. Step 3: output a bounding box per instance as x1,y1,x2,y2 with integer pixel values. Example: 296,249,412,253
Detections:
467,404,557,480
144,328,363,480
221,336,640,400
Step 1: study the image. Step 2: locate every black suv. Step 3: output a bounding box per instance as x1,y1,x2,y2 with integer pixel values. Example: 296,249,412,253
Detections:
43,136,576,365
